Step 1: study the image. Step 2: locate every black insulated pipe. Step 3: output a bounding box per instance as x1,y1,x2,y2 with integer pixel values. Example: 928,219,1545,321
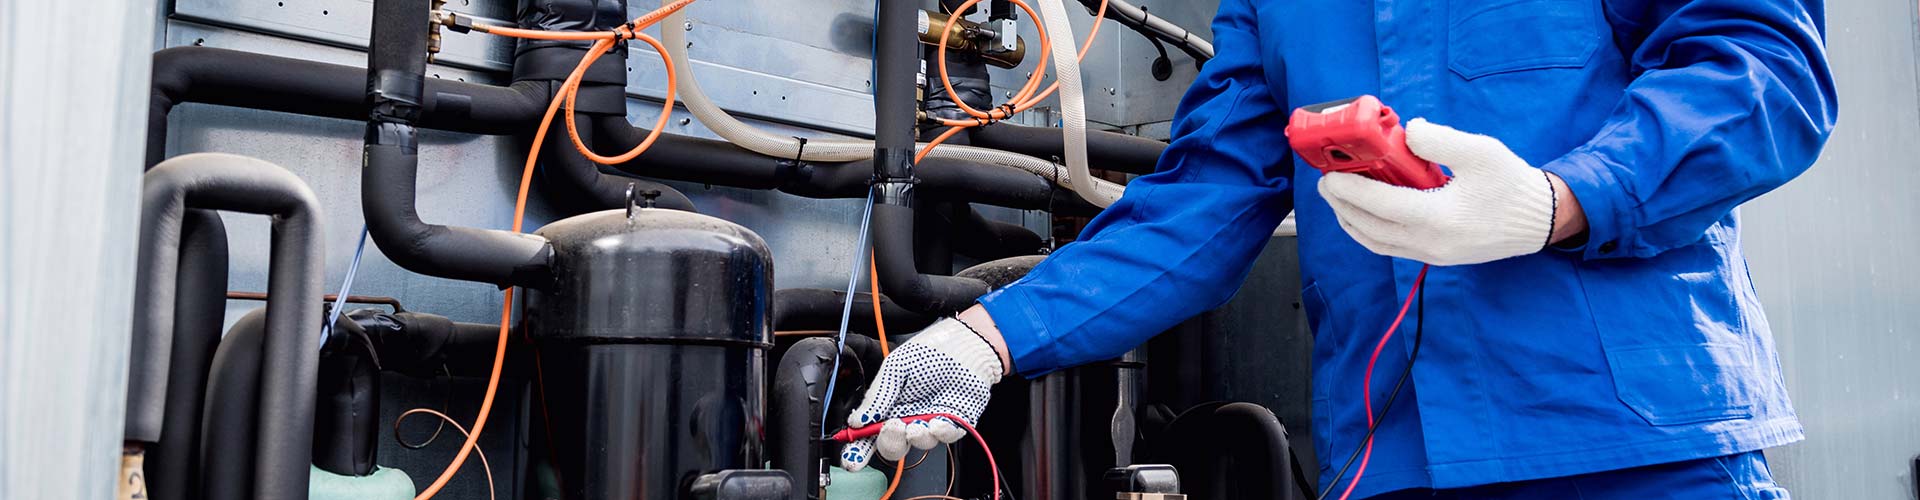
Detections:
543,103,696,212
364,0,553,288
873,203,991,313
595,115,1097,214
946,205,1045,260
872,0,919,185
145,211,228,500
312,314,382,476
969,124,1167,175
771,335,884,500
871,0,992,314
1155,402,1301,500
771,288,935,334
126,153,325,499
146,46,546,166
200,308,270,500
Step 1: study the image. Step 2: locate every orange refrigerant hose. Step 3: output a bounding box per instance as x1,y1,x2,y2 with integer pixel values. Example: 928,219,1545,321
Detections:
871,251,904,500
411,2,695,499
916,0,1108,163
870,252,890,355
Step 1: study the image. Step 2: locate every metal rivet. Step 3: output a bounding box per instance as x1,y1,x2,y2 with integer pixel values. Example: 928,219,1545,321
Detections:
679,118,692,126
684,21,694,31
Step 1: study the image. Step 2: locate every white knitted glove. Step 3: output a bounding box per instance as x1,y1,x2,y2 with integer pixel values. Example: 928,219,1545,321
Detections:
838,318,1003,472
1317,119,1556,266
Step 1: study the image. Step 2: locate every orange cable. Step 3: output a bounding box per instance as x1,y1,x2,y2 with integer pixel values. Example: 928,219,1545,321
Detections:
918,0,1109,162
869,251,891,355
880,459,908,500
396,409,496,500
869,249,903,499
412,3,694,498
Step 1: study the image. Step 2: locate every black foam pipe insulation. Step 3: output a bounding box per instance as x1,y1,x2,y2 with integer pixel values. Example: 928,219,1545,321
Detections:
129,153,325,500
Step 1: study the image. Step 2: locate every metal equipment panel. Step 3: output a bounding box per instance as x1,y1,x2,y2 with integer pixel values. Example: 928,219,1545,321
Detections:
622,1,882,135
1739,0,1920,497
173,0,517,71
0,2,157,498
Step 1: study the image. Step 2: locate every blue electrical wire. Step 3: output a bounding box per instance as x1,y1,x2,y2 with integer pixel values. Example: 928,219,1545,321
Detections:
319,226,370,344
819,187,878,439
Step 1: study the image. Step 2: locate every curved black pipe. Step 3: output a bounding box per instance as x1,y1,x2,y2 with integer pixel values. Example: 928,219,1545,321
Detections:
147,45,684,217
969,124,1166,175
955,255,1048,289
771,288,936,334
542,99,697,212
1154,402,1300,500
200,308,268,500
145,211,228,500
872,202,990,314
312,315,382,476
771,335,884,500
594,114,1097,214
369,311,510,376
146,46,545,166
946,204,1045,260
364,0,553,289
128,153,325,499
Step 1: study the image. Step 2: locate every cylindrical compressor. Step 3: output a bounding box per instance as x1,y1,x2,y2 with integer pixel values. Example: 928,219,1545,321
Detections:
528,203,773,499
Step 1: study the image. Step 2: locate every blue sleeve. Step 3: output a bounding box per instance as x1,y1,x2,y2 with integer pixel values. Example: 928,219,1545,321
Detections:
1540,0,1837,259
977,0,1293,378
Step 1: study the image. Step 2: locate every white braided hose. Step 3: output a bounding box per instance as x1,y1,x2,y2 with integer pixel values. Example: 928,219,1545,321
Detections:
1035,0,1109,207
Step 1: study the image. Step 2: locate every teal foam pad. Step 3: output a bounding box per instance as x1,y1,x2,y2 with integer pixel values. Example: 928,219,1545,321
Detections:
825,466,890,500
308,464,416,500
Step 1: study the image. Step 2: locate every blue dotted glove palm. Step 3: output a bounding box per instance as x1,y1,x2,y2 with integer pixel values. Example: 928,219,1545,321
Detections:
838,318,1003,472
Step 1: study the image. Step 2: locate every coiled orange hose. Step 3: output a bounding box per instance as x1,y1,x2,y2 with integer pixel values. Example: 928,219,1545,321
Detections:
915,0,1108,163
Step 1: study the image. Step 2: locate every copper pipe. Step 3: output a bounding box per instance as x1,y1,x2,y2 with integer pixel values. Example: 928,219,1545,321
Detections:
225,291,405,312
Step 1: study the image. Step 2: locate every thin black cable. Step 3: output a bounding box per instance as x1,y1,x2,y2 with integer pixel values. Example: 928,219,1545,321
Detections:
1291,445,1318,499
1315,281,1425,500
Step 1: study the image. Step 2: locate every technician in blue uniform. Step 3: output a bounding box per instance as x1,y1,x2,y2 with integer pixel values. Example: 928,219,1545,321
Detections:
840,0,1836,497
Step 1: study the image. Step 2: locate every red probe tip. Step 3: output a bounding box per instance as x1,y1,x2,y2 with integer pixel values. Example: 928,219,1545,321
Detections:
828,415,945,442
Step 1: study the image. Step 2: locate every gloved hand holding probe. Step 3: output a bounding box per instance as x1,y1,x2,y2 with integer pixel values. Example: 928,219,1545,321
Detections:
838,314,1008,471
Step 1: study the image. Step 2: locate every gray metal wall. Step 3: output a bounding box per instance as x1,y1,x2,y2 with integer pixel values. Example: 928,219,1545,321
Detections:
1745,1,1920,497
0,0,157,498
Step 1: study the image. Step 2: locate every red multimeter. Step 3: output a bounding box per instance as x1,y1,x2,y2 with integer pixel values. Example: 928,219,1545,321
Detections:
1285,95,1450,190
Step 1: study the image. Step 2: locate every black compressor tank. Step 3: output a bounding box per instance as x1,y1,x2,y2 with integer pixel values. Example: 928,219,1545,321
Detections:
527,203,773,500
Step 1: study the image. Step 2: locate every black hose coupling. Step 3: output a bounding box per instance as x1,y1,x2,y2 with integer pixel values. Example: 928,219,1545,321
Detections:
368,69,424,124
874,179,917,208
364,121,419,152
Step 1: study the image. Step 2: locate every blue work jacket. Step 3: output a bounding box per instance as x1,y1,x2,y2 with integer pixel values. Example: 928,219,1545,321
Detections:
977,0,1837,496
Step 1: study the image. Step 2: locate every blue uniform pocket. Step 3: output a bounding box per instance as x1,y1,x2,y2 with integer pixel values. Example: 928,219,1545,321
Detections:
1447,0,1604,79
1606,343,1757,426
